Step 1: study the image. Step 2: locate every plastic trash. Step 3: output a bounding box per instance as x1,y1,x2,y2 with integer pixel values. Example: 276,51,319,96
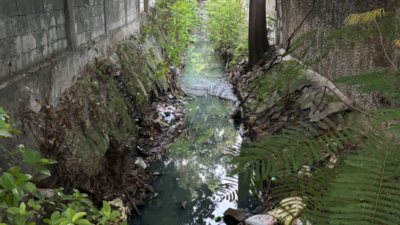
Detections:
297,165,311,177
292,218,311,225
245,214,274,225
135,157,147,169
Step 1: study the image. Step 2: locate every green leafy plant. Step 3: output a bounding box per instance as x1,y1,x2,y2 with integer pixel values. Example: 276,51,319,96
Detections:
143,0,200,64
206,0,247,59
96,201,121,225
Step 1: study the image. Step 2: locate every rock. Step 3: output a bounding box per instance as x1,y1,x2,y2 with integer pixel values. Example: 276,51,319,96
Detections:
156,120,170,132
146,185,155,193
223,208,246,222
309,102,347,121
109,53,120,64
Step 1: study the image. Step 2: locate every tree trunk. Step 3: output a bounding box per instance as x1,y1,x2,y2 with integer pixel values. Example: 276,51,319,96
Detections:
248,0,269,70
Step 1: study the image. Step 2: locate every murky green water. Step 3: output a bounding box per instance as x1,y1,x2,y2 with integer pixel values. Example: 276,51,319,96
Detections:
131,8,255,225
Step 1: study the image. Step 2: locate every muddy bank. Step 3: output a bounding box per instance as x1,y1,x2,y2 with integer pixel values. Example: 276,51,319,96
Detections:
19,29,187,215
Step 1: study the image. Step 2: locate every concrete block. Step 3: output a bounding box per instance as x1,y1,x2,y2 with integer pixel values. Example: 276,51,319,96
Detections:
30,48,41,65
14,54,23,72
52,40,59,53
43,0,53,12
61,38,68,51
50,12,57,26
57,27,66,39
0,40,7,59
43,44,51,58
21,52,32,69
0,62,7,81
56,11,65,25
16,0,32,15
73,8,83,22
28,15,40,32
75,0,83,7
48,27,57,43
35,30,48,46
0,20,7,39
53,0,64,10
0,0,18,18
40,12,53,29
76,21,83,33
31,0,44,13
21,33,37,52
76,32,86,46
11,36,22,56
83,19,91,32
12,16,30,35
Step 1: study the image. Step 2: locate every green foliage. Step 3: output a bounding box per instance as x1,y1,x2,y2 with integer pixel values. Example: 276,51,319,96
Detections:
206,0,247,59
0,106,20,142
0,109,126,225
95,201,121,225
248,60,307,111
154,60,169,82
229,8,400,225
232,116,360,191
143,0,200,64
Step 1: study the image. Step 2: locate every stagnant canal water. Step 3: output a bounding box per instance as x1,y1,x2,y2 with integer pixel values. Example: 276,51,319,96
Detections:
132,8,258,225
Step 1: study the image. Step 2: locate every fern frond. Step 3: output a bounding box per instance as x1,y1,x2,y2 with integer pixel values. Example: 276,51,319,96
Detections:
372,108,400,130
232,116,360,195
334,67,400,104
344,8,386,25
325,132,400,224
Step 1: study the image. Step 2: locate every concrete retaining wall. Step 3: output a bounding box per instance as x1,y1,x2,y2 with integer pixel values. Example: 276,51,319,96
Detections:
0,0,141,168
0,0,141,83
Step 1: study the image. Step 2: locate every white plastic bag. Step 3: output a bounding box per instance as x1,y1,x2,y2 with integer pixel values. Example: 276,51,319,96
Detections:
245,214,274,225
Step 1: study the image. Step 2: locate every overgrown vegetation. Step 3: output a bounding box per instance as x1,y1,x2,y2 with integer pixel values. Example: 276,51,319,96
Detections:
206,0,247,63
229,8,400,225
0,107,127,225
141,0,200,64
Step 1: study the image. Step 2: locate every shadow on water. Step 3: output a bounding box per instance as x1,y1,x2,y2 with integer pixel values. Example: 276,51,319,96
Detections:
132,6,259,224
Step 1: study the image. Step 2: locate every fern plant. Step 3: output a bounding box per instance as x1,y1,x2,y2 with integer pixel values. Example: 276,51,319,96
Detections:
227,6,400,225
232,115,361,192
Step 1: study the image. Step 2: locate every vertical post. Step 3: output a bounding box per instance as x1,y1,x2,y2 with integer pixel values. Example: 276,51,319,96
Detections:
144,0,149,13
124,0,128,24
104,0,109,33
137,0,140,19
64,0,77,51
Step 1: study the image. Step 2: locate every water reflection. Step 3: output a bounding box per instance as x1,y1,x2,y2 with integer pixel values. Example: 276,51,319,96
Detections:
132,97,240,225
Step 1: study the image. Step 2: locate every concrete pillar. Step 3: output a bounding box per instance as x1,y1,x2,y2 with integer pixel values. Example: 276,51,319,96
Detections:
64,0,77,51
104,0,110,33
144,0,149,13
